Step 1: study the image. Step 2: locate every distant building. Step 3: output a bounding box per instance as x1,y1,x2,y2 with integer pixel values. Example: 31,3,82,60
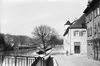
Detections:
84,0,100,60
63,14,87,55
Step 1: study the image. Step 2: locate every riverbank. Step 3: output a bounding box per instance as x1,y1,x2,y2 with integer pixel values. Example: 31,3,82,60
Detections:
0,48,37,56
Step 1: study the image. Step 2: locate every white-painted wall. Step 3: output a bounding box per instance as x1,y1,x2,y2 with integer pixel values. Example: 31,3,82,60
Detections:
63,25,70,54
64,28,87,55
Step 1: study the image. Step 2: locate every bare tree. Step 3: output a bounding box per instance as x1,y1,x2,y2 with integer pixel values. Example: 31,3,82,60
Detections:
32,25,57,53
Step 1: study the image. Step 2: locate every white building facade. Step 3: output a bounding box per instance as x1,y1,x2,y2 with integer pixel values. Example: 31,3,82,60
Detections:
63,21,70,53
69,29,87,55
63,15,87,55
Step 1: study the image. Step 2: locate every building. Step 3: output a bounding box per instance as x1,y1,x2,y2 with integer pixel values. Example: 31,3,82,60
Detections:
84,0,100,60
63,21,72,54
63,14,87,55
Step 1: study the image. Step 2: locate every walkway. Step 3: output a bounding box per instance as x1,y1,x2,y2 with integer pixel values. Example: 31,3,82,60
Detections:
51,48,100,66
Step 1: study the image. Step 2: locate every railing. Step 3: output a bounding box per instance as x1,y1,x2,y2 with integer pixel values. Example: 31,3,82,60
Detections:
31,56,54,66
0,55,36,66
45,56,53,66
31,57,45,66
0,48,54,66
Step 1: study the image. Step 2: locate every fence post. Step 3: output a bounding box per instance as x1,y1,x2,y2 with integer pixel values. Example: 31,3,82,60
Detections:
1,56,3,66
0,56,3,66
26,57,28,66
41,58,44,66
43,58,46,66
15,56,17,66
8,57,10,66
41,58,42,66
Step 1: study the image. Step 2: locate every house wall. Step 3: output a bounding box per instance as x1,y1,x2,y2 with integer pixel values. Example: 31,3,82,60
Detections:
63,28,87,55
85,0,100,60
70,29,87,55
63,25,71,54
94,13,100,60
86,11,94,59
63,32,70,54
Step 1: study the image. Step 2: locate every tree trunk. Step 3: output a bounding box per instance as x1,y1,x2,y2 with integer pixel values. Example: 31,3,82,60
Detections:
42,36,46,55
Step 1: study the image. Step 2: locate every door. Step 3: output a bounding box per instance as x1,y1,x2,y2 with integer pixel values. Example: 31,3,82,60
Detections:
74,46,80,53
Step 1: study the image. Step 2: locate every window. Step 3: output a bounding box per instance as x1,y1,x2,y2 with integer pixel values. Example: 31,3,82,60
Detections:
91,11,93,20
88,44,90,46
91,44,93,46
89,12,92,21
86,11,93,23
90,27,92,36
87,27,92,37
97,7,100,15
99,5,100,14
81,31,86,36
88,43,93,46
86,16,89,23
74,42,80,46
94,23,98,35
98,22,100,32
93,7,100,18
74,31,79,36
93,9,97,18
98,42,100,48
87,28,89,37
80,31,86,36
83,31,86,34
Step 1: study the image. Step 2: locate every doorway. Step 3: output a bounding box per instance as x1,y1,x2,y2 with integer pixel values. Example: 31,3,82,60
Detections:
74,46,80,53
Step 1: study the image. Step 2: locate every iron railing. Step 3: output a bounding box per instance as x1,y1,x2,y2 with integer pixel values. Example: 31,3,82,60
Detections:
31,56,54,66
0,55,36,66
0,48,54,66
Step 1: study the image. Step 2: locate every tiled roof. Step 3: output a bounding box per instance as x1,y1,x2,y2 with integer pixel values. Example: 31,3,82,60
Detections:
63,27,70,36
63,14,86,36
69,14,86,29
84,0,100,13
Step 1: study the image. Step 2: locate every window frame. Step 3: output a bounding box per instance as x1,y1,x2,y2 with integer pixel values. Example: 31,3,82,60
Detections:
97,7,100,15
82,31,86,36
93,9,97,18
98,21,100,33
74,42,80,46
74,31,79,36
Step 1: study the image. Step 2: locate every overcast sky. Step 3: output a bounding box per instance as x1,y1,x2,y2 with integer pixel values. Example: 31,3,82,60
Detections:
1,0,88,37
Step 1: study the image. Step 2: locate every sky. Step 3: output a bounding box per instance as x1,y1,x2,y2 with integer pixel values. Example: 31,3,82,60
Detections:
1,0,88,37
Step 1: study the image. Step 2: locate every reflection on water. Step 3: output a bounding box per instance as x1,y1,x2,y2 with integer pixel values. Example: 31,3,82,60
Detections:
0,48,37,56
